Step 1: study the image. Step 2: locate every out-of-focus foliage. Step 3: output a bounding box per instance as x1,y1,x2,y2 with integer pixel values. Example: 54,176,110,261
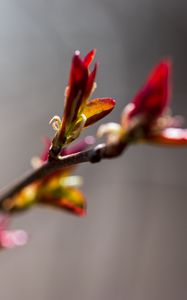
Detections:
4,137,95,217
98,59,187,146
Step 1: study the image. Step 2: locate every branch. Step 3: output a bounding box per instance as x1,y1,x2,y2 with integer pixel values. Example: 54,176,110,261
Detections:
0,142,127,209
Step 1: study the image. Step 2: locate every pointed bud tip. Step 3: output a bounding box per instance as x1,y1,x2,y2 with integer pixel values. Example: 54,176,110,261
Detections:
83,49,97,67
153,57,172,77
106,98,116,107
89,48,96,57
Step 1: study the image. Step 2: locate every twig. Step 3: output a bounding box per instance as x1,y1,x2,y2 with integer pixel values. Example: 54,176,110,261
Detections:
0,142,127,209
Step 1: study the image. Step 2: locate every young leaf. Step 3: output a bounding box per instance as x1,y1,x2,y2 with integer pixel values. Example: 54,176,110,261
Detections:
39,187,86,216
82,98,115,127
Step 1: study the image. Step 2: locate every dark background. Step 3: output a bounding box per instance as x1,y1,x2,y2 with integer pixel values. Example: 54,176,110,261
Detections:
0,1,187,299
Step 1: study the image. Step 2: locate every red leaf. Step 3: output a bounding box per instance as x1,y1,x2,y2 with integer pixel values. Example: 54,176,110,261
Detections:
84,63,97,100
84,49,96,67
129,59,171,120
60,52,88,141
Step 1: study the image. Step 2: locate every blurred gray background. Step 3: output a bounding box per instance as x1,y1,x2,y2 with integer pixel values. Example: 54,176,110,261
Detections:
0,0,187,299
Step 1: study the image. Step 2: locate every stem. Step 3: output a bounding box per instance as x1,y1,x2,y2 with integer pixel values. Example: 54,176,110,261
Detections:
0,142,126,209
